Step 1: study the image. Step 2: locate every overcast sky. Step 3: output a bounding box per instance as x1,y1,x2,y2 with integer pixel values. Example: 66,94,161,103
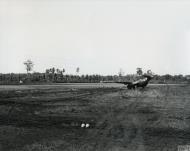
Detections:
0,0,190,75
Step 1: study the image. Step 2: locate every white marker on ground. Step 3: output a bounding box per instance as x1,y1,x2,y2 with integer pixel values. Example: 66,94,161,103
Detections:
81,123,85,128
86,123,90,128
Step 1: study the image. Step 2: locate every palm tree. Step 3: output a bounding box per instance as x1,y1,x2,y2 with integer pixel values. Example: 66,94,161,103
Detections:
118,68,124,77
136,67,143,76
23,59,34,74
76,67,80,75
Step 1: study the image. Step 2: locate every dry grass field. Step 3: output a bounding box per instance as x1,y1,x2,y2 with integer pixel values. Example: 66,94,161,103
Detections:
0,83,190,151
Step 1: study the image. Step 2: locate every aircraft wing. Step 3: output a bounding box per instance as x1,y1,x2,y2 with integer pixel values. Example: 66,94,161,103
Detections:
115,81,132,85
101,81,132,85
132,77,147,84
100,81,115,83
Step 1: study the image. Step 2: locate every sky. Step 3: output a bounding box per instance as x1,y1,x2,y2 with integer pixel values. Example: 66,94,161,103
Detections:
0,0,190,75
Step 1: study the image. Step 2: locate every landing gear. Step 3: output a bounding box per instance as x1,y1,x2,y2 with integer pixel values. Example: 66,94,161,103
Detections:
127,84,136,90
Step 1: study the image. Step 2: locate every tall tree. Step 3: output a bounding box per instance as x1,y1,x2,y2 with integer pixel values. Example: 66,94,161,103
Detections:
52,67,55,74
62,68,65,74
147,69,152,75
118,68,124,77
51,67,55,81
24,59,34,74
136,67,143,76
56,68,60,74
76,67,80,75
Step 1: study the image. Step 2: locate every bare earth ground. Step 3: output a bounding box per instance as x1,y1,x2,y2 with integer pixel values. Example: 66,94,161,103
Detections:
0,83,190,151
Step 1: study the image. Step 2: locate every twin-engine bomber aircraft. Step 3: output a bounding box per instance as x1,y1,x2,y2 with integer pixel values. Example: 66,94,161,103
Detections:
102,74,153,89
116,74,153,89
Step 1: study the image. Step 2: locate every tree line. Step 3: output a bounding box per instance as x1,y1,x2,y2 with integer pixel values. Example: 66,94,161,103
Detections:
0,59,189,84
0,72,189,85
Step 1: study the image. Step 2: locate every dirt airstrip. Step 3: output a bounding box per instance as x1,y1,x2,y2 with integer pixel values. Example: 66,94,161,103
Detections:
0,83,189,151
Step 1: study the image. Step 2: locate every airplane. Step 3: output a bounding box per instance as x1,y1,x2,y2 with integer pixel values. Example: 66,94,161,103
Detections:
116,74,153,89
